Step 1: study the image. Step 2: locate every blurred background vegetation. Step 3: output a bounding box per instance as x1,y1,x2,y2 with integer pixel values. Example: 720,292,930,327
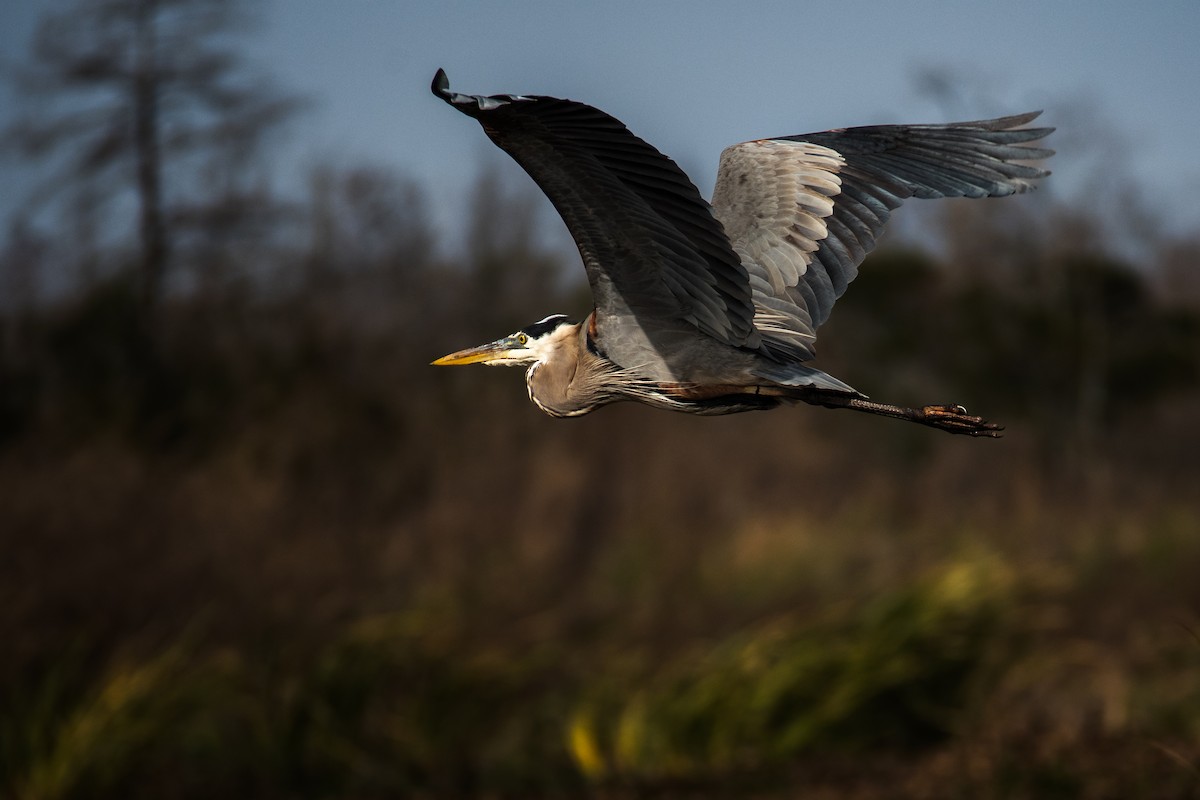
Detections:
2,1,1200,798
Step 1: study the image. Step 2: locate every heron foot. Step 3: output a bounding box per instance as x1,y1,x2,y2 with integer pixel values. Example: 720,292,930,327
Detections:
918,404,1004,437
809,394,1005,437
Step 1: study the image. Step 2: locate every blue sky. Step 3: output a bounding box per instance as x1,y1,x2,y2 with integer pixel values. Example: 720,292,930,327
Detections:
2,1,1198,248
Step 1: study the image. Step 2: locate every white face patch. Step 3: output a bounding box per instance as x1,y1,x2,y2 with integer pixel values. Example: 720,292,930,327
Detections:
523,321,577,363
482,319,578,368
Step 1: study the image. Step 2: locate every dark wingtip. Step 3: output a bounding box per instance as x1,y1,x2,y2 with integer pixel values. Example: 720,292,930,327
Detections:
431,68,450,100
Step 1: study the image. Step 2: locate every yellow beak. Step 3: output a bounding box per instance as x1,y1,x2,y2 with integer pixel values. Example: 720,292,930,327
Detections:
431,337,517,366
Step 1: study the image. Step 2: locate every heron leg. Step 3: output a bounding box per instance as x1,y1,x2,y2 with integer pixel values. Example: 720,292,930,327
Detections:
809,394,1004,437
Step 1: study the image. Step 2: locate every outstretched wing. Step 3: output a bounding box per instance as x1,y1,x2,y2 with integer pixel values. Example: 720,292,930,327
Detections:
712,113,1054,361
432,69,759,353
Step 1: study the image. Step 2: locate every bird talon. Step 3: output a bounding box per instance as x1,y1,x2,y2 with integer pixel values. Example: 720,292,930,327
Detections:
920,404,1004,437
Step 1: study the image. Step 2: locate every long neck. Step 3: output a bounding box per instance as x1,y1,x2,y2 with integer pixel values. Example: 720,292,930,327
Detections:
525,322,611,418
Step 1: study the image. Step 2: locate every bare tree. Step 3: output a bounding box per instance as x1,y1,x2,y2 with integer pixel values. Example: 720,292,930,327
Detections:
300,164,439,338
5,0,301,316
460,166,573,335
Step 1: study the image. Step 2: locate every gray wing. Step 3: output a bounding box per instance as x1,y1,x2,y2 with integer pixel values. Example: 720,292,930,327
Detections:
432,69,760,354
712,112,1054,361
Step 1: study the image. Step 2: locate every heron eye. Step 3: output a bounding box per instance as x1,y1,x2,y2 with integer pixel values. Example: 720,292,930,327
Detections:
516,333,529,345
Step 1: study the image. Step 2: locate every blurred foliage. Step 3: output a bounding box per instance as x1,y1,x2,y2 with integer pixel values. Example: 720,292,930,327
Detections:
568,558,1014,781
2,165,1200,800
5,558,1020,796
3,157,1200,799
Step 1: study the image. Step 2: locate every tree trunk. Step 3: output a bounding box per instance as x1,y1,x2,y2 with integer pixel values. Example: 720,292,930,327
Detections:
133,0,167,319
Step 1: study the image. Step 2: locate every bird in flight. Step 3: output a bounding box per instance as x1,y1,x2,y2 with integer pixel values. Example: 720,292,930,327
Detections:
431,69,1052,436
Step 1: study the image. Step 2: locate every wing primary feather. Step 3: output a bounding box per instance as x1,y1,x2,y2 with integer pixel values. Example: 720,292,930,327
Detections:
711,110,1052,361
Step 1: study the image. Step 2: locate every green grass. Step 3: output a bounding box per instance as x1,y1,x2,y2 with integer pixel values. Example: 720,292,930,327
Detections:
6,526,1200,799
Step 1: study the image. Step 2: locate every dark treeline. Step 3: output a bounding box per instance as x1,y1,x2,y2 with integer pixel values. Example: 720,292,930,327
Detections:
4,1,1200,798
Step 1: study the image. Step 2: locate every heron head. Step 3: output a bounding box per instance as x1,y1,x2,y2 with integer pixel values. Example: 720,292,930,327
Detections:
432,314,577,368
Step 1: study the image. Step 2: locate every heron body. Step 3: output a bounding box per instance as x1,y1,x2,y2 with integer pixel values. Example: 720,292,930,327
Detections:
431,70,1053,436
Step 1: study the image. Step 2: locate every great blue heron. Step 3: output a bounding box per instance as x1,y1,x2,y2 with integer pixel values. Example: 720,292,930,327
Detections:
431,69,1052,436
